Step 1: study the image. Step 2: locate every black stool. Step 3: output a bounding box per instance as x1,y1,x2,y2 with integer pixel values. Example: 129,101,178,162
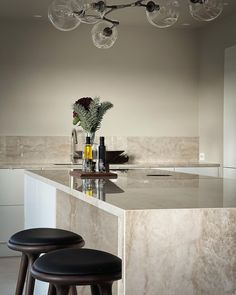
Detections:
31,248,122,295
8,228,85,295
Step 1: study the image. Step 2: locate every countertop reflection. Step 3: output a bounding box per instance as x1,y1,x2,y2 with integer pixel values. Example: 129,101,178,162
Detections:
25,169,236,210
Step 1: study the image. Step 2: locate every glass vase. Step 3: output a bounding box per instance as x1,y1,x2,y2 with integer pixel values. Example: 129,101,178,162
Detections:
86,131,95,145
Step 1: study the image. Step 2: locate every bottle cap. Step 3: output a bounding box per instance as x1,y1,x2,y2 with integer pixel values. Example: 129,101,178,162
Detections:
86,137,91,144
100,136,105,145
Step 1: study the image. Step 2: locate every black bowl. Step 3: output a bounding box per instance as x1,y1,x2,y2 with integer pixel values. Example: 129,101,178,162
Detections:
106,151,129,164
74,150,129,164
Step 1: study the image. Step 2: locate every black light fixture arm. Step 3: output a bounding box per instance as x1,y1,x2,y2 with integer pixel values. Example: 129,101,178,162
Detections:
95,0,145,12
103,16,119,27
190,0,206,3
92,0,160,26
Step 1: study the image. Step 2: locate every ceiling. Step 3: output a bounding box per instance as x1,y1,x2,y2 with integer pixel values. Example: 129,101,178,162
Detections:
0,0,236,28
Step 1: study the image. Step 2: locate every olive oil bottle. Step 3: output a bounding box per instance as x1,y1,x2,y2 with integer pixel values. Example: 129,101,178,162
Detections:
83,137,93,172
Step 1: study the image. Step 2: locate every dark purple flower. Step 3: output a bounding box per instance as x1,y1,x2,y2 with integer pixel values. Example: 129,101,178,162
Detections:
75,97,93,111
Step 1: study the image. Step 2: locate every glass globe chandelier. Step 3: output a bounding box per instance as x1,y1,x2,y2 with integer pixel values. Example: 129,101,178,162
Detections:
48,0,224,49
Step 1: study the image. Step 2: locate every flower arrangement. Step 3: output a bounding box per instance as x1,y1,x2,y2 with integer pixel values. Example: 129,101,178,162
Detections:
73,97,113,140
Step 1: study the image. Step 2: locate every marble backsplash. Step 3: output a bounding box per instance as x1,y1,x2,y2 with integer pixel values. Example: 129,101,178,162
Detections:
0,136,71,164
0,136,199,164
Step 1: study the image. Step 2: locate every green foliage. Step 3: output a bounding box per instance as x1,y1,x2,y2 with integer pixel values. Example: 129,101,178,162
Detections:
73,97,113,133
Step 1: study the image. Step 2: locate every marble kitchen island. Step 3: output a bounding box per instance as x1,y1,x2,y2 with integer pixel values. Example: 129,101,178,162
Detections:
25,169,236,295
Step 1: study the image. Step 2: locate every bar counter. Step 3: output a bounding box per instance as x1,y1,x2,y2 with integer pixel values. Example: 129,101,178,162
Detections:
25,169,236,295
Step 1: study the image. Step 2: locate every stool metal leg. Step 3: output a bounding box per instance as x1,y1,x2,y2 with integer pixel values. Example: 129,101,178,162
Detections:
55,285,70,295
15,253,28,295
91,285,100,295
98,282,113,295
25,253,40,295
48,284,57,295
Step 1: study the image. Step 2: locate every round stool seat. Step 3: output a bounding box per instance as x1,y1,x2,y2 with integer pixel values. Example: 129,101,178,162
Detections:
8,228,85,295
32,248,122,276
8,228,84,247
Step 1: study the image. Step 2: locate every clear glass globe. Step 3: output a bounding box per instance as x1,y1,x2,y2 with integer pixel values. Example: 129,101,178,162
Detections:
72,0,106,24
146,0,179,28
48,0,80,31
71,0,85,13
91,21,118,49
189,0,223,22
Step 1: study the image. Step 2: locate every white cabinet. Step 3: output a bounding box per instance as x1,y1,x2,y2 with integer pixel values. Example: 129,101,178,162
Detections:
24,174,56,229
175,167,219,177
24,174,57,295
0,169,24,257
0,206,24,256
0,169,24,205
157,168,175,172
223,168,236,179
128,167,219,177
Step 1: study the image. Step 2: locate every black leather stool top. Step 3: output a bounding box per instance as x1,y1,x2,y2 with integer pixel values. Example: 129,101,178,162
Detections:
32,248,122,276
9,228,84,246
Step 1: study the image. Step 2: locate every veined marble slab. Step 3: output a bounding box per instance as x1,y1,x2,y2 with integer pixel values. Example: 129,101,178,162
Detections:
24,170,236,295
0,136,71,164
0,162,220,169
125,209,236,295
25,169,234,210
0,135,199,164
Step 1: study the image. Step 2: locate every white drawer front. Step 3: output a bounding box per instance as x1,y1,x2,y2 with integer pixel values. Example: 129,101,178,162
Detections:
0,169,24,205
0,205,24,242
223,168,236,179
175,167,219,177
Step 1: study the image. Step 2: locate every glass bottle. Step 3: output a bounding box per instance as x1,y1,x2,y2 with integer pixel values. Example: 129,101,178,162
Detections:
96,136,106,172
82,136,93,172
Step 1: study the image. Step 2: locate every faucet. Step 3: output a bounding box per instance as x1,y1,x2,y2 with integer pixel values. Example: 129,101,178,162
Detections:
71,128,78,163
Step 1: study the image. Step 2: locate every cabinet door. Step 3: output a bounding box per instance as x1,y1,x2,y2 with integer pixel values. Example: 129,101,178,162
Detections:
157,168,175,172
0,169,24,205
25,174,56,294
0,169,24,256
25,175,56,229
223,168,236,179
0,205,24,257
175,167,219,177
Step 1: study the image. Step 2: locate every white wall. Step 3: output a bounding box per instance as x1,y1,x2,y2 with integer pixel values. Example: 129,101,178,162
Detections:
0,20,199,137
198,13,236,164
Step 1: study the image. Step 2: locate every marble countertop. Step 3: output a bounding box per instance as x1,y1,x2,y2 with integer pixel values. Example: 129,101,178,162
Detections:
0,162,220,169
25,168,236,211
